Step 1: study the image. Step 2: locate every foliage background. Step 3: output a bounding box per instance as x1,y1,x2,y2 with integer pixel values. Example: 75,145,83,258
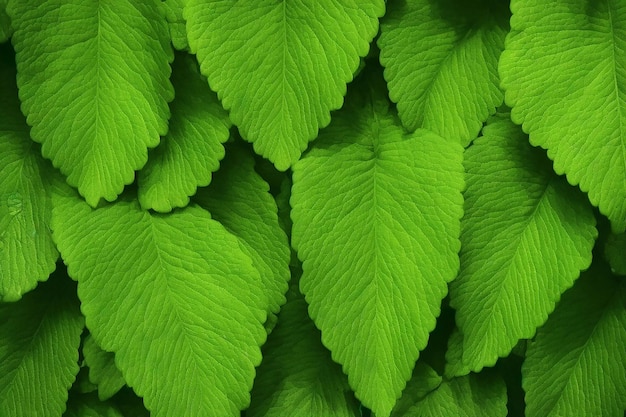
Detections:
0,0,625,416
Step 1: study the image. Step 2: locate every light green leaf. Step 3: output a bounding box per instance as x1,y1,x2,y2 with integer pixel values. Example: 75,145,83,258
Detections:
0,0,11,42
185,0,385,170
391,362,442,417
291,74,464,416
449,115,597,373
82,334,125,401
8,0,174,206
605,232,626,276
195,144,290,317
52,189,267,417
523,266,626,417
64,393,124,417
138,52,230,212
378,0,508,146
395,371,507,417
0,46,58,302
163,0,188,51
0,273,84,417
443,329,471,378
248,280,359,417
499,0,626,232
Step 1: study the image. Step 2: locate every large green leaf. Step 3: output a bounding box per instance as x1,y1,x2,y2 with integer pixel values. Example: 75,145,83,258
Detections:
52,189,267,417
0,46,58,302
499,0,626,232
195,144,291,318
185,0,385,170
393,370,507,417
378,0,508,146
82,334,125,401
523,266,626,417
449,115,597,373
291,72,464,416
8,0,173,206
138,52,230,212
248,280,359,417
0,273,84,417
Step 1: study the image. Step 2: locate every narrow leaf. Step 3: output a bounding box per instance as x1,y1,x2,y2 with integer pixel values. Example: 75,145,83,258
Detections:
449,115,597,373
163,0,188,51
523,266,626,417
195,144,291,317
0,45,58,301
395,371,507,417
378,0,508,145
248,280,360,417
82,334,125,401
291,73,464,416
8,0,174,206
138,52,230,212
0,273,84,417
52,188,267,417
499,0,626,232
185,0,385,169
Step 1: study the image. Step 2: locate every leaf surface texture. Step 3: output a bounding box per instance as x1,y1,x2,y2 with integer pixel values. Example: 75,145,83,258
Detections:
499,0,626,231
185,0,385,169
449,115,597,373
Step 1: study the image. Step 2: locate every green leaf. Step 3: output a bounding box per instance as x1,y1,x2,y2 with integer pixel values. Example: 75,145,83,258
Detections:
0,0,11,42
185,0,385,170
291,74,464,416
64,393,124,417
138,52,230,212
0,46,58,302
499,0,626,232
82,334,125,401
248,280,360,417
449,115,597,373
394,370,507,417
523,266,626,417
52,189,267,417
163,0,188,51
8,0,174,206
391,362,442,417
0,272,84,417
195,144,291,318
378,0,508,146
443,329,471,378
605,232,626,276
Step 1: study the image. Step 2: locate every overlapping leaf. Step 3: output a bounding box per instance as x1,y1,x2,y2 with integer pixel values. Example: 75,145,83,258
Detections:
500,0,626,232
64,393,124,417
0,46,58,302
291,73,464,416
378,0,508,146
393,368,507,417
248,280,359,417
52,187,267,417
605,232,626,275
0,274,84,417
185,0,385,169
523,266,626,417
449,115,597,373
163,0,188,51
138,52,230,212
8,0,174,206
195,144,291,318
391,363,442,417
82,334,125,401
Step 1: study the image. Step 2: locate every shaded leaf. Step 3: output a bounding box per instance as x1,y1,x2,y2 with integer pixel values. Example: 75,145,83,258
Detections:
163,0,188,51
82,334,125,401
8,0,174,205
138,52,230,212
391,362,442,417
499,0,626,232
605,232,626,276
0,45,58,301
449,115,597,373
291,73,464,416
185,0,385,169
52,187,267,417
523,266,626,417
0,272,84,417
64,392,124,417
0,0,11,42
378,0,508,145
